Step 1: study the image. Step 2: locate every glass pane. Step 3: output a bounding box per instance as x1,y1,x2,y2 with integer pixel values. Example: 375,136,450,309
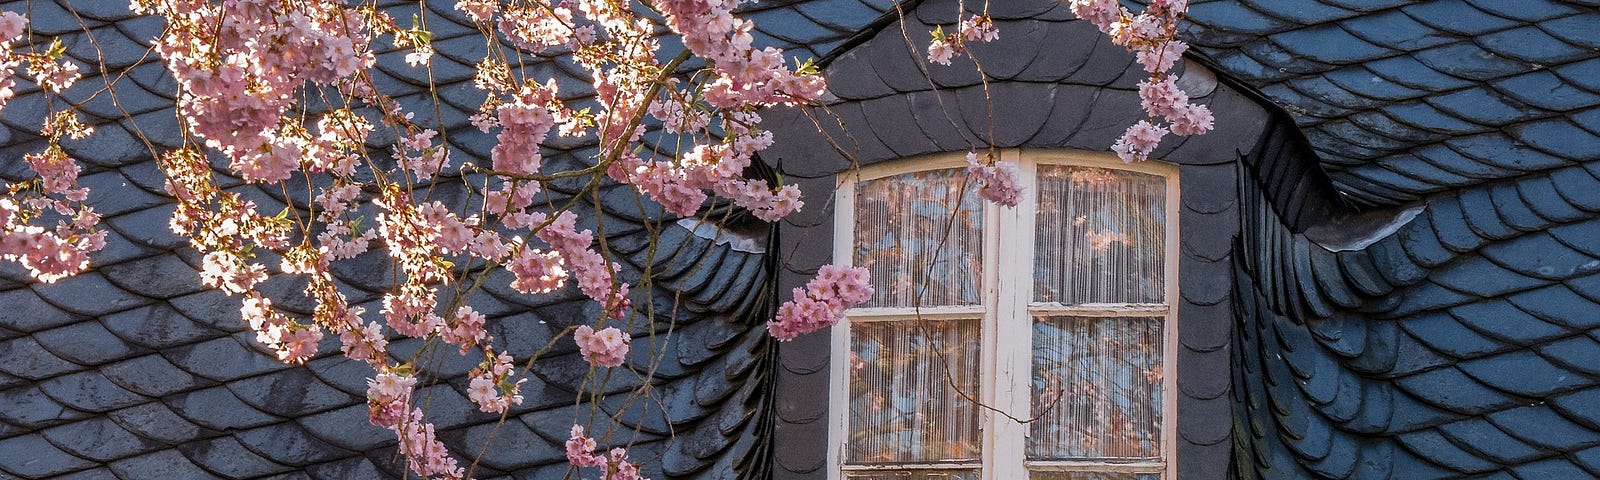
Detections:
1034,165,1165,304
846,469,982,480
1029,316,1163,460
848,319,982,464
855,168,983,307
1030,472,1161,480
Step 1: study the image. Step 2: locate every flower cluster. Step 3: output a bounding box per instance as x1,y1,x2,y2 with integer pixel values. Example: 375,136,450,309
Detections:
768,265,874,341
467,351,525,414
575,324,631,368
367,373,463,479
566,425,648,480
25,0,887,476
965,151,1023,207
1068,0,1214,162
928,14,999,65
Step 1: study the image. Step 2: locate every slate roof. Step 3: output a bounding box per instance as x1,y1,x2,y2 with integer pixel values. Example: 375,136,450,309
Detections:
1173,1,1600,479
0,0,895,478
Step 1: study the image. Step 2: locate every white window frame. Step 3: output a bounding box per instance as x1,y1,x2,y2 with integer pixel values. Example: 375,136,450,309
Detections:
827,149,1180,480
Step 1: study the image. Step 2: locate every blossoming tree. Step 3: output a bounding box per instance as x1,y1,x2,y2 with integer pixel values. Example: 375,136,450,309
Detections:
0,0,1201,478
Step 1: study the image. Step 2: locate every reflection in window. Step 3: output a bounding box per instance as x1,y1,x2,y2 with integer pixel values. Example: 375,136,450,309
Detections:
848,319,982,464
855,168,984,308
1034,166,1165,304
1029,316,1163,461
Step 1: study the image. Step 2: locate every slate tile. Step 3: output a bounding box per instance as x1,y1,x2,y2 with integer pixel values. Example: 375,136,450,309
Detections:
1479,27,1591,68
0,434,96,478
1465,0,1581,22
1552,221,1600,262
1489,404,1600,452
1415,42,1533,82
1403,0,1523,35
1378,101,1484,135
41,416,163,462
1270,23,1392,64
1549,165,1600,212
1450,299,1574,346
179,435,294,478
0,337,84,381
1513,458,1596,480
32,271,154,317
32,320,143,365
1241,0,1360,23
957,81,1051,148
792,0,881,30
1492,71,1600,115
1400,312,1510,359
38,370,148,413
98,252,204,300
1553,387,1600,431
1518,176,1591,224
164,386,282,431
234,423,352,467
1460,348,1592,397
101,302,227,350
820,46,894,101
1425,87,1543,127
1438,417,1551,465
77,169,166,218
295,405,395,452
1431,255,1546,297
1364,53,1477,92
100,354,207,398
1186,0,1291,34
1394,428,1503,474
1540,12,1600,50
225,368,358,418
441,419,547,471
0,385,90,429
1510,118,1600,161
162,335,287,382
0,287,82,333
306,456,388,480
1340,9,1457,51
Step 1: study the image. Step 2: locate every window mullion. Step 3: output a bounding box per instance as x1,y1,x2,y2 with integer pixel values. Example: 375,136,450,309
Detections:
988,149,1033,480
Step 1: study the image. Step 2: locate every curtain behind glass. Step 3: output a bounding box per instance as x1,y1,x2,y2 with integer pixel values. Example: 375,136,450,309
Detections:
1028,316,1163,460
1034,166,1165,304
855,169,984,308
848,319,983,464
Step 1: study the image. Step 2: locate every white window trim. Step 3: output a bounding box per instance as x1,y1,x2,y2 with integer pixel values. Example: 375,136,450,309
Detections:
827,149,1180,480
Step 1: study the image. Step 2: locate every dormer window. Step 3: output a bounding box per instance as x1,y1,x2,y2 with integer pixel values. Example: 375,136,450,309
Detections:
830,150,1178,479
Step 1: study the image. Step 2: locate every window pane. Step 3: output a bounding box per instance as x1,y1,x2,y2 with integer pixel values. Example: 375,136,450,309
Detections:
1034,165,1165,304
1029,316,1163,460
855,169,983,307
846,469,982,480
848,319,982,464
1030,472,1161,480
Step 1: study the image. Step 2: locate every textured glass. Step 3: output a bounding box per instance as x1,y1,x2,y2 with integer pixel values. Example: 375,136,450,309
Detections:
845,469,982,480
848,319,982,464
1029,316,1163,460
855,169,984,307
1034,166,1165,304
1030,472,1160,480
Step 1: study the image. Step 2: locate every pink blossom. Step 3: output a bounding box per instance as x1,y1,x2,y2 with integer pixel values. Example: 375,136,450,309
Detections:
768,264,873,341
574,324,630,367
965,151,1023,207
927,39,955,65
1113,120,1169,162
960,15,999,43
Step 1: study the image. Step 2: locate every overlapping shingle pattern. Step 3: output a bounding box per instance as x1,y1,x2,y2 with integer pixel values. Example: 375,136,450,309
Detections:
0,0,893,478
1208,2,1600,477
1181,0,1600,207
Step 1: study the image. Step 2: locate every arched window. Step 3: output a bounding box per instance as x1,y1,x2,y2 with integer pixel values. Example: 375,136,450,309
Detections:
829,150,1179,480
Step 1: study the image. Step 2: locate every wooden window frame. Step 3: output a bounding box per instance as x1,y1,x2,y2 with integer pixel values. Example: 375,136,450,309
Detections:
828,149,1180,480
